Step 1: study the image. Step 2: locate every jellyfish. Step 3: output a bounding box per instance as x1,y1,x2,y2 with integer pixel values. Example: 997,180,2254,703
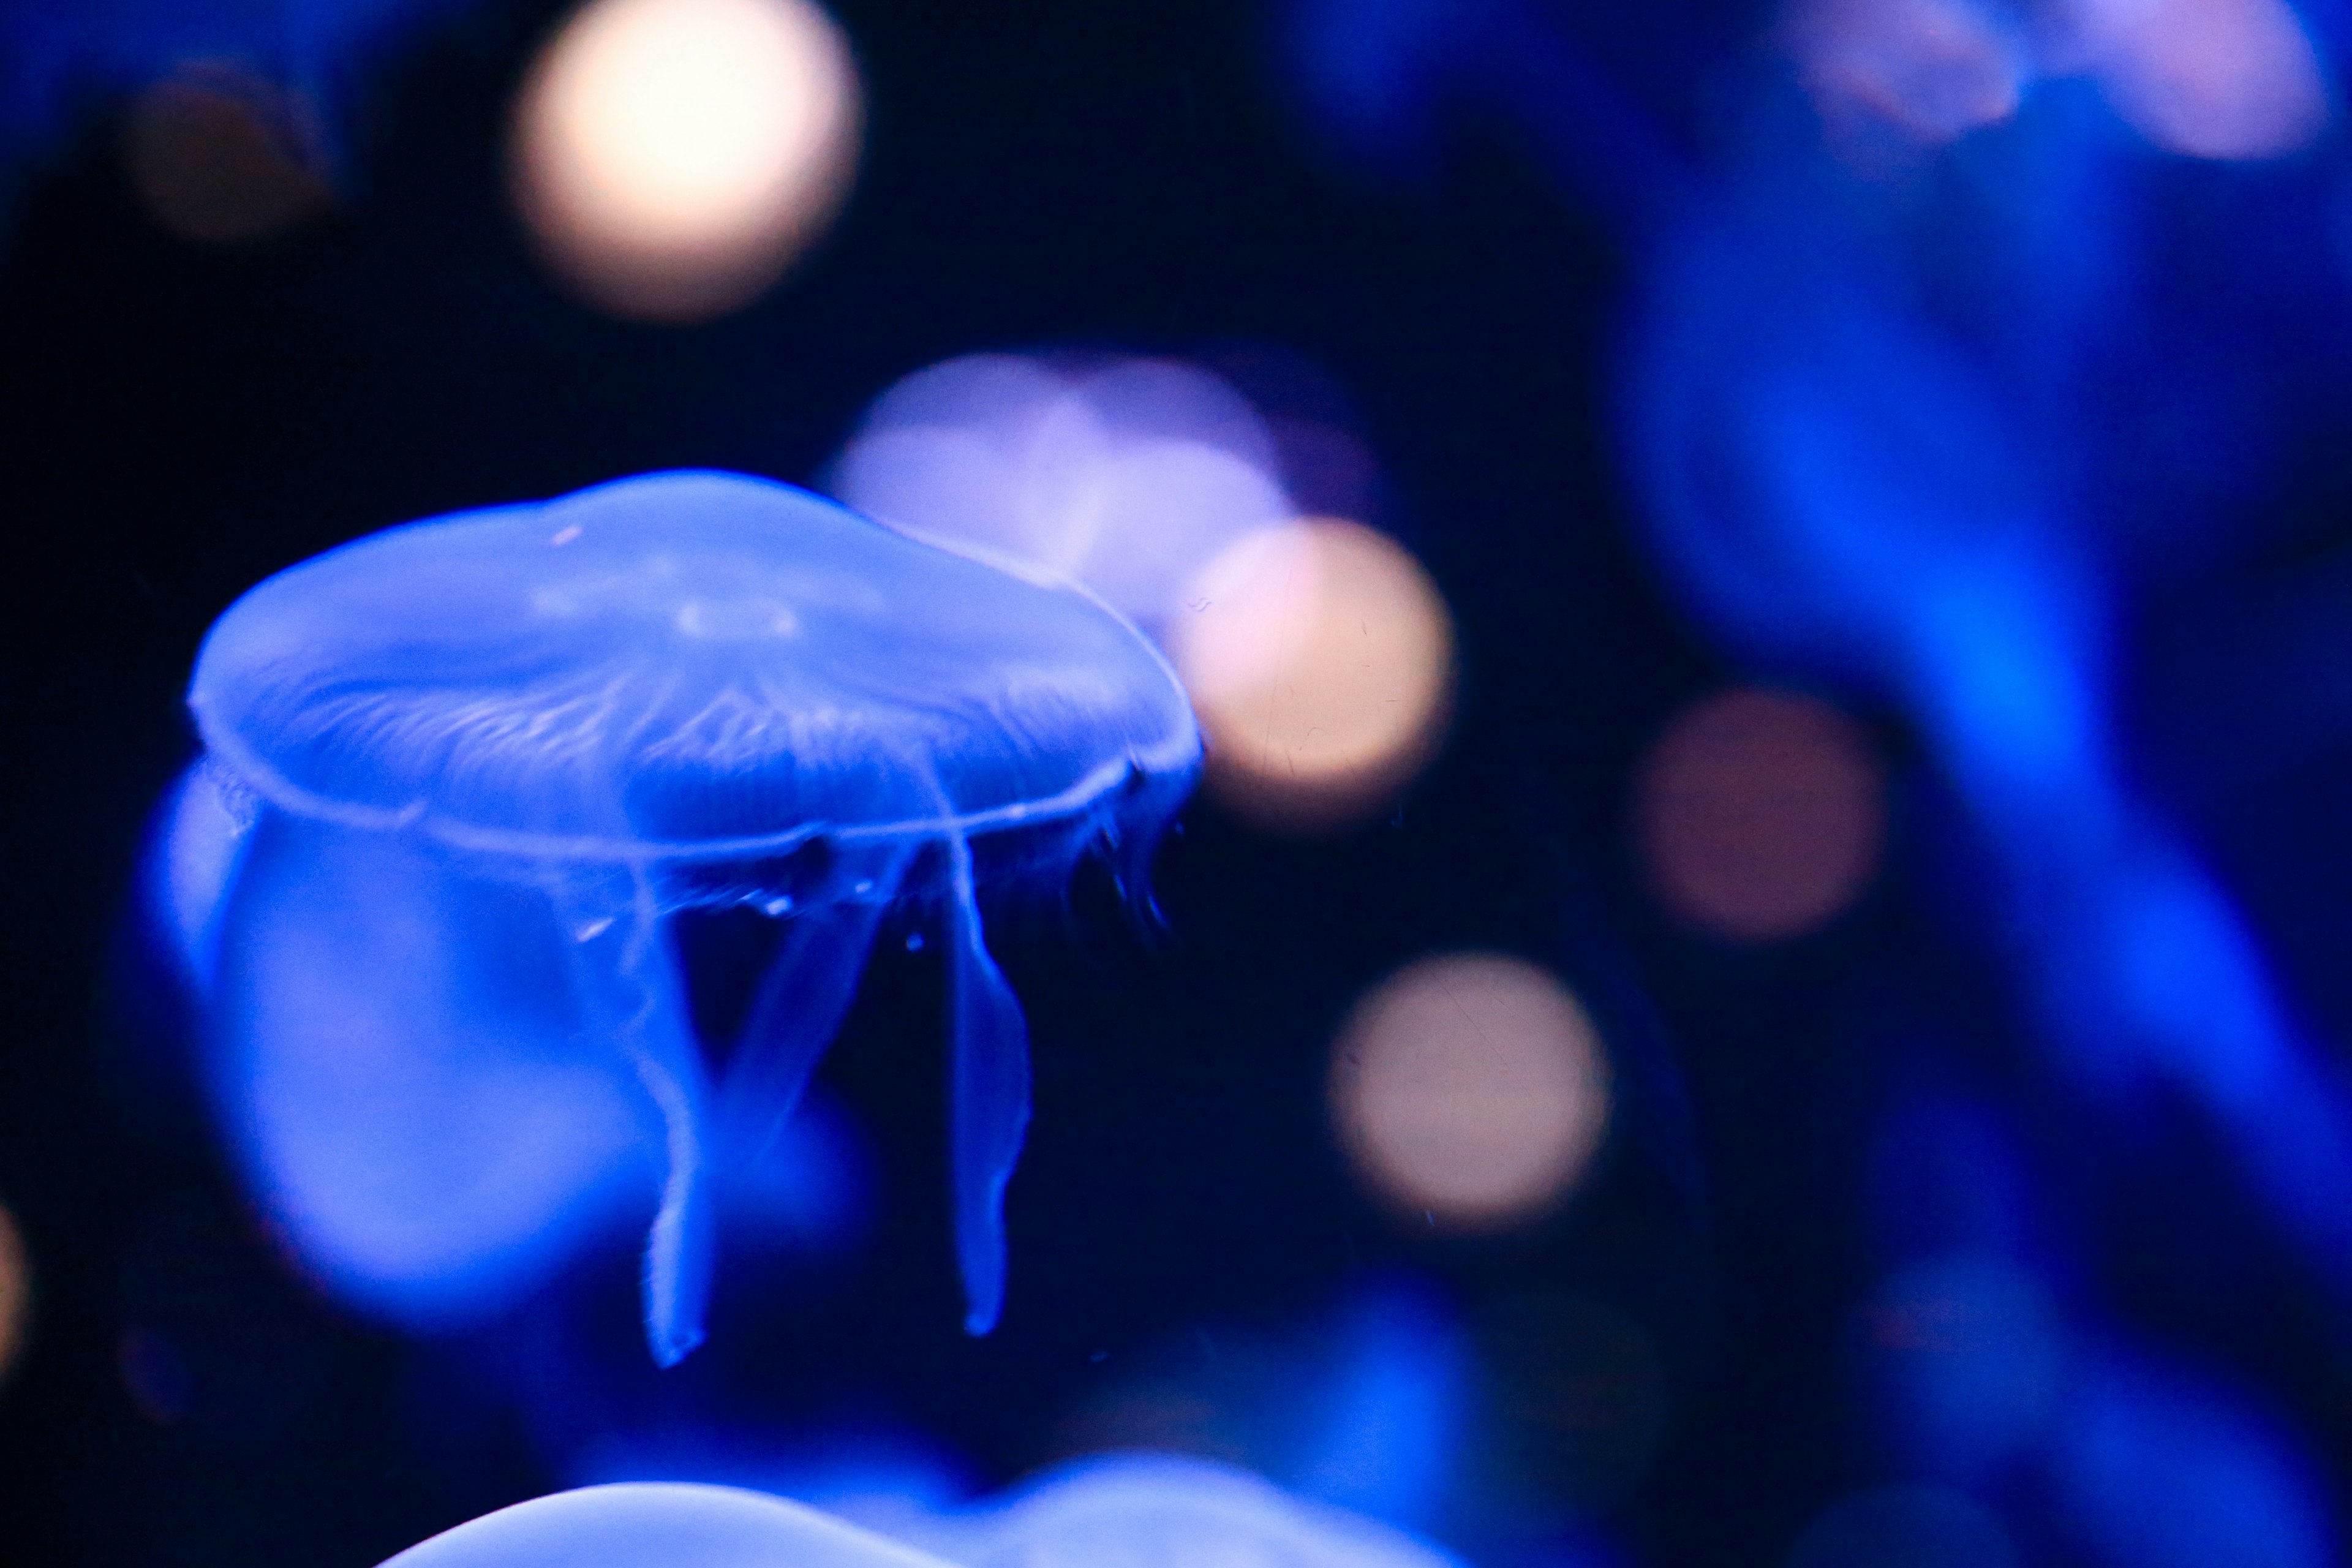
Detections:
160,469,1199,1363
890,1455,1469,1568
379,1483,959,1568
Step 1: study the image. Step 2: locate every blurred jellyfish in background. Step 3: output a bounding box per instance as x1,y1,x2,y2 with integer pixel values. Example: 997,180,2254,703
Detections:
1274,0,2352,1560
378,1482,957,1568
155,470,1197,1363
0,1197,28,1385
510,0,862,320
835,352,1456,832
1328,952,1611,1232
1281,0,2352,1304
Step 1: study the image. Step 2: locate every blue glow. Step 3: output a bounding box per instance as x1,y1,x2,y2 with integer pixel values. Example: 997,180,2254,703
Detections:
903,1455,1469,1568
1863,1253,2064,1483
378,1482,956,1568
1624,196,2352,1288
168,470,1199,1362
2049,1358,2331,1568
1289,1288,1463,1529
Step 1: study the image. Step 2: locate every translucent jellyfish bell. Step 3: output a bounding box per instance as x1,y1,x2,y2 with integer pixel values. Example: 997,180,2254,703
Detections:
380,1483,957,1568
900,1456,1469,1568
166,470,1198,1363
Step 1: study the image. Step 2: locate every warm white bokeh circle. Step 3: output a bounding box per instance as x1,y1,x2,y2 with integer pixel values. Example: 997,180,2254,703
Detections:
1330,953,1611,1231
512,0,861,320
1174,519,1453,833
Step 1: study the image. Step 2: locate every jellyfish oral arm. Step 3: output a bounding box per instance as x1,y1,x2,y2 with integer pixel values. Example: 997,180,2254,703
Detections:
719,848,911,1159
553,870,716,1368
944,826,1031,1336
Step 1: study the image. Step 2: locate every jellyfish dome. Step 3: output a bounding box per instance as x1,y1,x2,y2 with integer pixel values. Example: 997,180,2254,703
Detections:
164,470,1198,1363
380,1483,958,1568
901,1455,1468,1568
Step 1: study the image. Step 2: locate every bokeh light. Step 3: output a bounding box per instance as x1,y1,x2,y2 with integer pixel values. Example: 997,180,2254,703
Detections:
1176,519,1454,834
511,0,861,321
1634,686,1886,943
0,1200,27,1383
2068,0,2328,161
121,62,336,244
834,353,1294,635
1330,952,1610,1231
1787,0,2026,146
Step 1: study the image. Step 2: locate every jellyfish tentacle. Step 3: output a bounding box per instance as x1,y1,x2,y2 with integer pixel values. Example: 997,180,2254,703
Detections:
720,846,911,1159
552,868,715,1367
943,824,1032,1335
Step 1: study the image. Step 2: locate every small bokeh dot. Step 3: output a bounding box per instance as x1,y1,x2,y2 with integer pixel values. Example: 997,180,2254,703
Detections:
121,62,336,246
1330,952,1610,1231
1634,685,1886,942
1176,518,1454,835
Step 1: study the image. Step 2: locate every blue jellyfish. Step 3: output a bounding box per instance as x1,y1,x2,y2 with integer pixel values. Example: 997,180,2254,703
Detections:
894,1455,1469,1568
163,470,1199,1363
379,1483,958,1568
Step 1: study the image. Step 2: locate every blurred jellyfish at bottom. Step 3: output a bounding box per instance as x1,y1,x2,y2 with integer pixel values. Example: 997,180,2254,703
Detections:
379,1483,956,1568
153,471,1199,1362
889,1456,1471,1568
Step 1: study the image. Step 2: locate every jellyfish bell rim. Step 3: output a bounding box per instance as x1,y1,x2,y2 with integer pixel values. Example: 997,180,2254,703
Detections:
184,469,1202,867
378,1481,960,1568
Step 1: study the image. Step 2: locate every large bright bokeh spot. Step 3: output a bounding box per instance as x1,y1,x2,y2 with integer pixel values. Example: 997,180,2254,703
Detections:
2068,0,2329,160
1177,519,1453,834
1329,952,1610,1231
834,353,1295,635
511,0,861,320
1635,686,1886,943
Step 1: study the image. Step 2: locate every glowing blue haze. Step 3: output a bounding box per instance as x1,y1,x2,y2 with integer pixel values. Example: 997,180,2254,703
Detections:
1281,0,2352,1300
165,470,1199,1362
